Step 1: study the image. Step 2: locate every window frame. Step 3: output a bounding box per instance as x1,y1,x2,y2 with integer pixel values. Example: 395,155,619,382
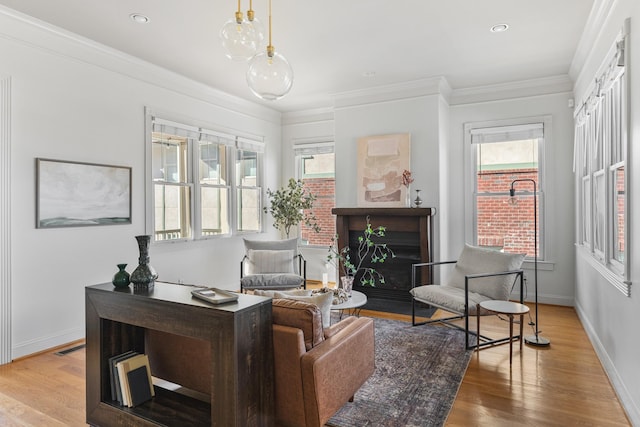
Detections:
573,23,630,294
464,116,551,263
234,144,263,234
145,109,264,242
293,138,335,247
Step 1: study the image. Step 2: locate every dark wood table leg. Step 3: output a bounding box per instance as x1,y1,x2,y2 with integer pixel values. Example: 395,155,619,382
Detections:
509,314,514,365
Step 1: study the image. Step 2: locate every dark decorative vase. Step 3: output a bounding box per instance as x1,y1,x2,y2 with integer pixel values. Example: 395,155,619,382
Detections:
130,235,158,292
414,189,423,207
112,263,131,288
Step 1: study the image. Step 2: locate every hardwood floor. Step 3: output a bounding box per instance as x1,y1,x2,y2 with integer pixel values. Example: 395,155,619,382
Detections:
0,303,630,426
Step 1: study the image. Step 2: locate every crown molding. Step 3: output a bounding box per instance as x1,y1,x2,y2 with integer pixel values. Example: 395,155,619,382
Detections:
0,6,282,124
449,75,573,105
282,107,335,126
569,0,618,83
333,76,451,109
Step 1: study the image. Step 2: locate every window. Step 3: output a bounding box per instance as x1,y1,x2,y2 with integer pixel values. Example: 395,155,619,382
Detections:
151,129,192,241
147,113,263,242
199,140,230,236
469,122,545,260
236,146,261,233
294,140,335,246
573,26,629,293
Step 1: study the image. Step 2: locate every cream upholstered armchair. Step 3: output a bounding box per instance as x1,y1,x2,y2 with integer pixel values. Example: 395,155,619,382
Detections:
240,238,307,293
410,244,526,349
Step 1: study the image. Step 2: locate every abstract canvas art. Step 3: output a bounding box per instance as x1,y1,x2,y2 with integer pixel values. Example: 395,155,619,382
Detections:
356,133,411,207
36,158,132,228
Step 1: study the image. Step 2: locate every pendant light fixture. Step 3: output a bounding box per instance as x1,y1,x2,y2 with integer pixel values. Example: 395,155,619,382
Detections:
246,0,265,47
246,0,293,100
220,0,259,61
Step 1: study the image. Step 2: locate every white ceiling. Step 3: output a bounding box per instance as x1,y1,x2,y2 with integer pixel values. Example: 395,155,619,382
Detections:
0,0,595,112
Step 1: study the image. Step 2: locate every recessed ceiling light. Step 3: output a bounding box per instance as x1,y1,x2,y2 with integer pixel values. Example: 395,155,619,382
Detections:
490,23,509,33
130,13,150,24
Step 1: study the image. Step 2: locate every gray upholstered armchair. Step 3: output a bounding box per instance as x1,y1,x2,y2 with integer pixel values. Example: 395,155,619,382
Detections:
240,238,307,293
410,244,525,349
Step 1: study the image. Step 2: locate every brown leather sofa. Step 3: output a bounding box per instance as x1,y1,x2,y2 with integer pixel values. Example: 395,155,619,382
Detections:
144,297,375,427
272,298,375,427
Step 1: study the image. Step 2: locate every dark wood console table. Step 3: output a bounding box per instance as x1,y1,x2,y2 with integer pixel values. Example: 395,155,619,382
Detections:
332,207,435,301
85,282,273,427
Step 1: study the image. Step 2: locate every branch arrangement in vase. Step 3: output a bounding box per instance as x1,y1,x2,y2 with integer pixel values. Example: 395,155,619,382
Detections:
263,178,320,238
327,216,396,286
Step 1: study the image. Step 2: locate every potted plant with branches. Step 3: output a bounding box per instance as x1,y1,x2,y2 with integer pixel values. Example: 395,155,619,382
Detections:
263,178,321,238
327,216,395,295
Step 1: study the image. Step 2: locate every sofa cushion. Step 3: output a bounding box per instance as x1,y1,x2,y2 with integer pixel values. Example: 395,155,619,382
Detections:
240,273,304,290
272,299,324,350
244,238,300,274
275,291,333,328
446,244,525,300
254,289,312,298
410,284,495,315
246,249,294,274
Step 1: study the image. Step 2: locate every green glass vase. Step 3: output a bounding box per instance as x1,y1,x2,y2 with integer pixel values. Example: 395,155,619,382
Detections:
112,264,130,288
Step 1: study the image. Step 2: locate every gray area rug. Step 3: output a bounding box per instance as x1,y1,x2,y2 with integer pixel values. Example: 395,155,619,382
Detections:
327,317,472,427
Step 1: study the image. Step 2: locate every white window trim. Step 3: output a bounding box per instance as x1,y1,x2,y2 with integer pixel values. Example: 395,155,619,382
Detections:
464,115,553,264
234,139,264,235
292,136,335,247
572,20,631,295
144,108,264,241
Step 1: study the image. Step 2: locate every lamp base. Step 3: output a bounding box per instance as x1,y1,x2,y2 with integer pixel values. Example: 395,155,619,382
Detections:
525,334,550,346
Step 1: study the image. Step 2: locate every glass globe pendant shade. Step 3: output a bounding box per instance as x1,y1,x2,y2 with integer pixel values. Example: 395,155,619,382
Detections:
246,49,294,100
219,16,259,61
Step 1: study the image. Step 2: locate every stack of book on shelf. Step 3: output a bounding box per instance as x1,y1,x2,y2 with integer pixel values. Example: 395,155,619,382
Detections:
108,351,155,407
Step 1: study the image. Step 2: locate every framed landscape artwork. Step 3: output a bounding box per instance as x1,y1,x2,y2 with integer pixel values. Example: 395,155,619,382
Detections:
36,158,132,228
356,133,411,207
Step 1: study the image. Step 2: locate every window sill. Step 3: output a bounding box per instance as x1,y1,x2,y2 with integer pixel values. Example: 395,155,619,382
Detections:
576,245,631,297
522,260,555,271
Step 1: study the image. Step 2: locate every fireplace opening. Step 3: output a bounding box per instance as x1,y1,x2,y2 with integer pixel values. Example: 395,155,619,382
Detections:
349,230,422,302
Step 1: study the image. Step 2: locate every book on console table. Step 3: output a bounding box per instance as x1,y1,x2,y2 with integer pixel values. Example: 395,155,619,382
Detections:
117,354,154,407
108,351,136,404
127,365,153,407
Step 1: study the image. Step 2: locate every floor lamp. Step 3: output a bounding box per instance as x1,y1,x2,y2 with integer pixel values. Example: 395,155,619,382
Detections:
509,179,551,347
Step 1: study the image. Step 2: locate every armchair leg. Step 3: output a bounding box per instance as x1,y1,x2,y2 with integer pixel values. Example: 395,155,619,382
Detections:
348,395,354,403
412,299,493,349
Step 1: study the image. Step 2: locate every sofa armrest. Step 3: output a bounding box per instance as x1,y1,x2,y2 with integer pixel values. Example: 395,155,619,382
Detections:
323,315,358,339
300,317,375,427
273,324,307,427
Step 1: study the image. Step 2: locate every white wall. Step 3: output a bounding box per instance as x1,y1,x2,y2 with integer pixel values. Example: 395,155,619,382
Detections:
334,96,441,213
571,0,640,423
0,10,281,358
448,93,576,306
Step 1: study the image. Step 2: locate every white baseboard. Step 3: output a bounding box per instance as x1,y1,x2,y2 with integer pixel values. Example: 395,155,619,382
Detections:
575,301,639,425
12,327,84,360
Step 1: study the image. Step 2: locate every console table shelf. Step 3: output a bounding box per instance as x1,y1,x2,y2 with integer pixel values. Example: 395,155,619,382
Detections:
85,282,274,427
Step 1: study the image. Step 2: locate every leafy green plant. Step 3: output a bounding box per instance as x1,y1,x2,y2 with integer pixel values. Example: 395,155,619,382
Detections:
327,216,396,286
263,178,321,238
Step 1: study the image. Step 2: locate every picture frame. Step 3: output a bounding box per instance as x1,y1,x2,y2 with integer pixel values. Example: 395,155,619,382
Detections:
36,158,132,228
356,133,411,207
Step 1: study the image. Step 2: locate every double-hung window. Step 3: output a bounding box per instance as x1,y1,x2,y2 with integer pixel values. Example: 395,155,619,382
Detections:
573,24,629,294
236,139,263,233
467,121,546,260
148,113,262,242
293,140,335,246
